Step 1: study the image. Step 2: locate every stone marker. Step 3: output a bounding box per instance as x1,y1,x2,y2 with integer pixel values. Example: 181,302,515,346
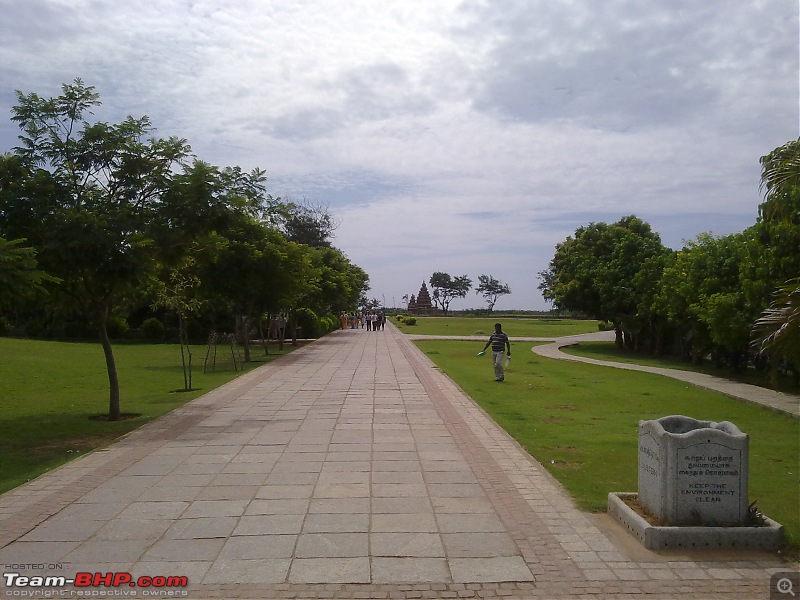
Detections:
638,415,748,526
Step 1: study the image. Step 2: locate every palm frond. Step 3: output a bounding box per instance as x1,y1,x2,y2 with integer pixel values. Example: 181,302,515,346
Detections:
751,278,800,366
759,139,800,197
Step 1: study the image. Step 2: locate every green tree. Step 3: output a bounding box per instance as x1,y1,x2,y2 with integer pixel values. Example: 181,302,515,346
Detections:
4,79,190,420
301,246,369,316
280,199,338,248
750,139,800,368
257,239,318,348
740,185,800,315
154,160,271,264
151,262,201,391
752,278,800,370
158,161,367,355
655,232,749,367
429,272,472,315
475,274,511,312
197,220,317,361
0,237,57,314
0,153,62,247
759,138,800,221
539,216,666,347
631,249,675,355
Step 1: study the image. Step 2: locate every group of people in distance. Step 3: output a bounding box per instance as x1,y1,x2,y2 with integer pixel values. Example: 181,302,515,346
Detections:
336,314,510,384
340,312,386,331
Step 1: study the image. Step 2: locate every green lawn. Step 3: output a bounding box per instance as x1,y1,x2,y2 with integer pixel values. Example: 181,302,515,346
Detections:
414,339,800,553
393,316,600,337
0,337,293,494
563,340,800,393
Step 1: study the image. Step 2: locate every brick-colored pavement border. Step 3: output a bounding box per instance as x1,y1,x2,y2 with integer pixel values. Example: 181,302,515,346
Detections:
0,325,793,599
392,330,793,599
0,352,305,547
397,335,583,584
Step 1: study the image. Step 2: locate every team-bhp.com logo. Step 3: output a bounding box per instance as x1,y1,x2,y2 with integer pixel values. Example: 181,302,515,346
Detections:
3,571,188,596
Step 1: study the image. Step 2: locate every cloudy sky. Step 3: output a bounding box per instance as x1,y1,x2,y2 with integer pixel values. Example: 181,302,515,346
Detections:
1,1,797,310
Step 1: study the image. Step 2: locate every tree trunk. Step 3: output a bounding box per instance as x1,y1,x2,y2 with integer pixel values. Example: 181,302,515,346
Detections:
260,314,269,355
98,308,121,421
236,314,252,362
691,344,704,365
626,331,635,350
614,325,624,348
229,335,240,371
186,345,193,390
178,313,193,390
653,330,664,357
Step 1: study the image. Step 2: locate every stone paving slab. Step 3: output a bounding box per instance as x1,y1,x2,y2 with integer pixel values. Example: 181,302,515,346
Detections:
0,324,794,599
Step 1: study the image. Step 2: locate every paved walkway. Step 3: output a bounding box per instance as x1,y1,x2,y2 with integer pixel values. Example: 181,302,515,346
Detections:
531,331,800,417
0,325,794,599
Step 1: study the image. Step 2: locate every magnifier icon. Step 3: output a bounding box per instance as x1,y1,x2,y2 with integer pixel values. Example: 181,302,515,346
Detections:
778,577,796,596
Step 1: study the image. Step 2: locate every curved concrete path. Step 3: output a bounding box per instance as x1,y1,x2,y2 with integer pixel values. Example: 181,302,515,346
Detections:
532,331,800,417
0,324,792,599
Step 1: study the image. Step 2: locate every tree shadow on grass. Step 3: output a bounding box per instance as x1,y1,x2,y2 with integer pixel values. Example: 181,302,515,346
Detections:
89,412,142,421
0,411,150,494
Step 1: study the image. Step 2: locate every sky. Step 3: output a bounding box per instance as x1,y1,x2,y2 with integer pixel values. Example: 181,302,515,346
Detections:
1,1,797,311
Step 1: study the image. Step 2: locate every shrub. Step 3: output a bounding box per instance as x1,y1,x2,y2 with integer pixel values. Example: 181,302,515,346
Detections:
319,315,336,335
295,308,320,338
106,316,129,338
403,317,417,326
141,317,166,340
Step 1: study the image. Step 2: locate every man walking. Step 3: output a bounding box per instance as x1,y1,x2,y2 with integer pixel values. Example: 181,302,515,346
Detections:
481,323,511,382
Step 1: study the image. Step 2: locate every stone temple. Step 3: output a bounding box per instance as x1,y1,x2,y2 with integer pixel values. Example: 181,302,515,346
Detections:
408,282,436,315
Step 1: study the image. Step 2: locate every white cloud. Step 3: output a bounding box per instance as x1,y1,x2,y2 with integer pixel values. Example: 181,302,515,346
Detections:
1,0,797,310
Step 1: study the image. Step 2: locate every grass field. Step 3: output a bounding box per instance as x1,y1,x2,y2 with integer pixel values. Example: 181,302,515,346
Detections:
0,337,293,494
414,338,800,553
393,315,601,337
563,340,800,393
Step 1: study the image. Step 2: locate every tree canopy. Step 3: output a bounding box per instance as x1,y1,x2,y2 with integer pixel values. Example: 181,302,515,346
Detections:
0,79,371,419
539,216,668,346
476,274,511,312
750,138,800,367
5,79,191,420
538,141,800,383
429,272,472,315
0,237,56,313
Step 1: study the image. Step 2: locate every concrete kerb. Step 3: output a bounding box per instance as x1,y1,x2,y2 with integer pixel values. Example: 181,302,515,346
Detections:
608,492,785,552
